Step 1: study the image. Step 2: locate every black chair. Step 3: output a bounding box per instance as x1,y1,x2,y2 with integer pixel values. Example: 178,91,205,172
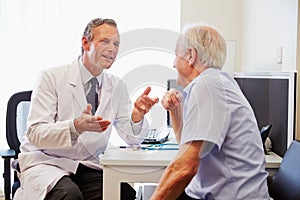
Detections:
269,140,300,200
0,91,32,200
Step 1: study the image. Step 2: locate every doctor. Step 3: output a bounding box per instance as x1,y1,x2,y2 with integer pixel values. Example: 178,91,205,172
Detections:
14,18,158,200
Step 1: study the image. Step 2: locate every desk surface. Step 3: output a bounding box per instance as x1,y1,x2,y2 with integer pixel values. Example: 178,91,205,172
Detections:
101,147,282,168
101,148,177,167
265,151,282,168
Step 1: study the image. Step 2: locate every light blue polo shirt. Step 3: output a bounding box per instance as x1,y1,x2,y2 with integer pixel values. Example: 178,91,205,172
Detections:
180,68,271,200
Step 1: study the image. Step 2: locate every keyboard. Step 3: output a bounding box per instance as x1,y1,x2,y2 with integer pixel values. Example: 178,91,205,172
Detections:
142,129,170,144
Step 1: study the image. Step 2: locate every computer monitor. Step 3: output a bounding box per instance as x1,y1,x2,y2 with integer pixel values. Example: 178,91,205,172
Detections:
234,72,296,157
166,72,297,157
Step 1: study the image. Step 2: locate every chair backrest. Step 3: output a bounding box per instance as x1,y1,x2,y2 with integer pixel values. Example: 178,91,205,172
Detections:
269,140,300,200
6,91,32,155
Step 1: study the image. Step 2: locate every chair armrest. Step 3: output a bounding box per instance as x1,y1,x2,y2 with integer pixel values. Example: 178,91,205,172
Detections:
1,149,16,200
0,149,16,158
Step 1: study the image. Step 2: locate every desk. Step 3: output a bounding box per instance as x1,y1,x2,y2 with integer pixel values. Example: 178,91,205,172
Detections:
101,148,282,200
101,147,177,199
265,151,282,179
265,151,282,168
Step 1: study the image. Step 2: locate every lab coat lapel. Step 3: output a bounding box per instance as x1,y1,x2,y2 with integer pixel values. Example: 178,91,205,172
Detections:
69,60,87,117
96,73,113,118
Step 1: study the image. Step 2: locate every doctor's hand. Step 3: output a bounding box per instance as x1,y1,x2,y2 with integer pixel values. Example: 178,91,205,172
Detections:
131,86,159,123
74,104,111,134
161,88,183,111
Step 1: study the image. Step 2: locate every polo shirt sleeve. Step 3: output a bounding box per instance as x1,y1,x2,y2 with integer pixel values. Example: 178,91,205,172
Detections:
180,77,230,152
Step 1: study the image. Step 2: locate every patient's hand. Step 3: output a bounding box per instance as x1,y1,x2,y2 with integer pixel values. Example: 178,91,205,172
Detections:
161,88,183,111
161,89,183,142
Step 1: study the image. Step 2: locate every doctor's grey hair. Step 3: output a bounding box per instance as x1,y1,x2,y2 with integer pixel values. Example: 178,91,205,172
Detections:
81,18,118,55
179,23,227,69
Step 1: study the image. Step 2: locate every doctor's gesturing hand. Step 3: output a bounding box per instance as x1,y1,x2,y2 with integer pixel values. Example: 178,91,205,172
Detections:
131,86,159,123
74,104,111,134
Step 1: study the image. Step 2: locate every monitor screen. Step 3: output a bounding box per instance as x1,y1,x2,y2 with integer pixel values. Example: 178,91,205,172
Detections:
234,72,296,157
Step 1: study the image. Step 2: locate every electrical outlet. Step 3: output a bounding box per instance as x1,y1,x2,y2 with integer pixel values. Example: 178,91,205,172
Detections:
277,46,283,64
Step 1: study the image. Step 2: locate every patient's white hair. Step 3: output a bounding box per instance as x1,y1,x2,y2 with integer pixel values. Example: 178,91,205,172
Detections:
179,23,227,69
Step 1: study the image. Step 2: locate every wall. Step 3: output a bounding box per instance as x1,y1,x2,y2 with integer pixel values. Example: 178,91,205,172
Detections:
241,0,298,72
181,0,298,72
181,0,243,74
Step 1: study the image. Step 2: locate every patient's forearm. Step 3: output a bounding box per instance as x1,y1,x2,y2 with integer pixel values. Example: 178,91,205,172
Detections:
169,107,182,143
150,143,200,199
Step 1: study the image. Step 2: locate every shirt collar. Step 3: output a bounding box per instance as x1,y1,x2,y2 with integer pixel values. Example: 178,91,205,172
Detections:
182,68,215,99
79,58,103,87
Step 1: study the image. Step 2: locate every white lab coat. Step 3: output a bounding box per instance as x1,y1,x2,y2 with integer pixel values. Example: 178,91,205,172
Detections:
13,59,148,200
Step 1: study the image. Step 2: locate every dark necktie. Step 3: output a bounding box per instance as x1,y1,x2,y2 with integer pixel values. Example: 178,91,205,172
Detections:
86,77,98,114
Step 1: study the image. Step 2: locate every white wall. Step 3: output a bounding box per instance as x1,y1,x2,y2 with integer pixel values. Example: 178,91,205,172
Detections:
241,0,298,72
181,0,243,73
181,0,298,72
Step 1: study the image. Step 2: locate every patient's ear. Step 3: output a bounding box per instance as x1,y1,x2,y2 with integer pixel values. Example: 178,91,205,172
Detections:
188,48,197,66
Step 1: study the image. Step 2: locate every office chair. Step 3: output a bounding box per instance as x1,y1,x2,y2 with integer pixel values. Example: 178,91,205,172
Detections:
260,124,272,154
268,140,300,200
0,90,32,200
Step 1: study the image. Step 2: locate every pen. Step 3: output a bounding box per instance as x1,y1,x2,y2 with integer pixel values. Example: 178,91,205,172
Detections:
141,147,179,150
119,146,129,148
119,145,140,150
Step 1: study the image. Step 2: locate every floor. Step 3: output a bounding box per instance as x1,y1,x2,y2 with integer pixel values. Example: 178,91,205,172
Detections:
0,188,4,200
